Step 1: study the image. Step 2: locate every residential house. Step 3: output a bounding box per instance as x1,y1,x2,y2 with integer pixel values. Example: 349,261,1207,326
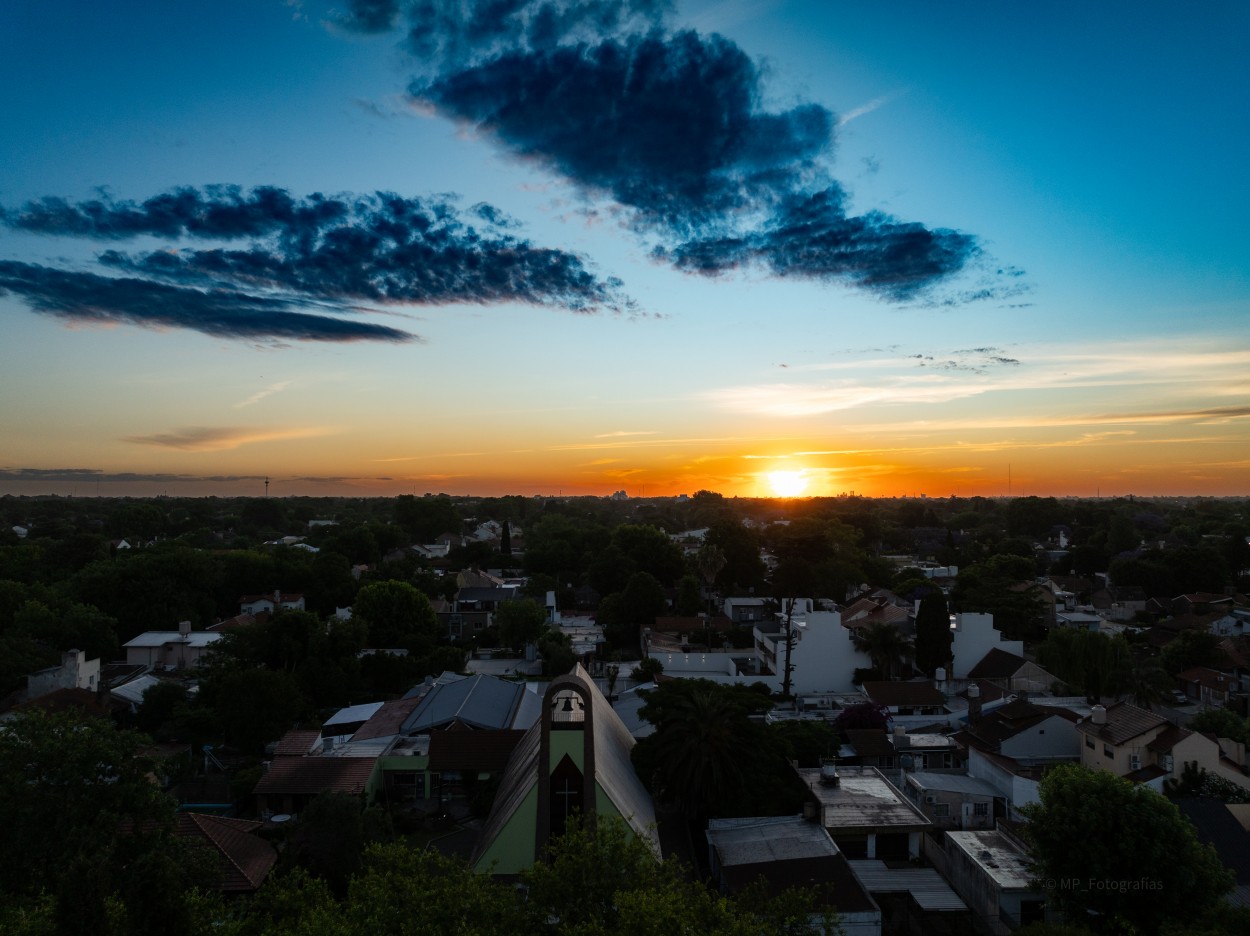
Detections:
950,614,1024,679
706,816,881,936
253,754,381,817
723,596,769,624
901,772,998,830
1090,584,1148,622
840,591,912,635
25,648,100,699
956,698,1083,818
846,859,971,933
795,764,931,860
647,607,871,694
1210,608,1250,639
1173,593,1237,616
1176,666,1242,709
123,623,223,669
239,590,305,615
176,814,278,893
965,648,1057,695
1053,610,1105,632
1077,701,1250,792
937,830,1047,934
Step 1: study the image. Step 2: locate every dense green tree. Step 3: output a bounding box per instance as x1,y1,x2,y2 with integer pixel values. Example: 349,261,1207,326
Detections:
631,680,799,820
394,494,462,543
198,666,308,753
495,597,547,651
1187,707,1250,745
1035,628,1133,701
536,629,577,677
0,711,211,936
586,543,636,597
1160,629,1227,676
952,553,1046,640
610,523,687,586
675,573,702,616
1023,764,1233,933
351,580,438,652
705,517,766,591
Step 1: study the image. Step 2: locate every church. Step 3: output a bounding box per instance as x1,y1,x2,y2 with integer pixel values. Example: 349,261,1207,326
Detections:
471,664,659,874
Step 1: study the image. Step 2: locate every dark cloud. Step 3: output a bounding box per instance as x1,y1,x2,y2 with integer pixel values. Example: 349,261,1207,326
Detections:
336,0,403,33
390,1,1002,299
0,468,266,484
0,261,414,343
1,186,630,341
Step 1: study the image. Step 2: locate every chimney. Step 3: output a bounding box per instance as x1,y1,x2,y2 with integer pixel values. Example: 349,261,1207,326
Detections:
967,682,982,721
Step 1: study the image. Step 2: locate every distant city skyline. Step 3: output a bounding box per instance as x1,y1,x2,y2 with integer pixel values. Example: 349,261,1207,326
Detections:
2,1,1247,499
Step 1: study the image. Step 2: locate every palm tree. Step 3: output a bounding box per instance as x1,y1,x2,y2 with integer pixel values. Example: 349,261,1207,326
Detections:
852,622,914,680
647,687,743,817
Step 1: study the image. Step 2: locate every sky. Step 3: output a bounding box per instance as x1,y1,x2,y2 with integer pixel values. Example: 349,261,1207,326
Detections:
1,0,1248,500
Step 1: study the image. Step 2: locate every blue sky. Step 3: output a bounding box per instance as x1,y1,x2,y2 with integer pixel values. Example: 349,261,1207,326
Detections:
1,0,1247,498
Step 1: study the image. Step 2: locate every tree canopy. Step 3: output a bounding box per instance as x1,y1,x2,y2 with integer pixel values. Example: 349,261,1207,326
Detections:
1022,764,1233,933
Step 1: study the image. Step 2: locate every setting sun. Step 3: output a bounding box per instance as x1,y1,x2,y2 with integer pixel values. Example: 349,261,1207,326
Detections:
767,470,809,498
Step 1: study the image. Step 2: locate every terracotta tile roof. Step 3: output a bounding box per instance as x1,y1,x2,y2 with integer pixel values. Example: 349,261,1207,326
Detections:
272,729,321,757
1177,667,1236,693
1077,702,1168,745
862,681,946,707
352,697,424,741
967,647,1027,679
253,756,377,796
427,728,526,771
176,813,277,892
1147,725,1193,753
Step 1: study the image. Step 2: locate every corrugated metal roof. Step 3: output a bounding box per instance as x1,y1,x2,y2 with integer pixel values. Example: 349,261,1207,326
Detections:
848,860,968,911
324,701,384,728
123,631,223,648
110,673,162,706
402,674,533,732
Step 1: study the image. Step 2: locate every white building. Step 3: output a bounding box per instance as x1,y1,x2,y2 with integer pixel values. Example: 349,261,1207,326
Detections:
950,613,1023,679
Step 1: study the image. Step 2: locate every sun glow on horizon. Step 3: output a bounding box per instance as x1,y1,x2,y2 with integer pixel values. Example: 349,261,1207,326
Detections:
767,469,809,497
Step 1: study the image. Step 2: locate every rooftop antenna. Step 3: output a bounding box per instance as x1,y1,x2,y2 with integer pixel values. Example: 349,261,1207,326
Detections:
264,476,270,497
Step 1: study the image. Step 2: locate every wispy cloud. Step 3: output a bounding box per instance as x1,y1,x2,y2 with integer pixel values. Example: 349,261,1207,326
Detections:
593,430,658,438
235,381,292,408
837,88,910,127
122,426,329,452
705,340,1250,419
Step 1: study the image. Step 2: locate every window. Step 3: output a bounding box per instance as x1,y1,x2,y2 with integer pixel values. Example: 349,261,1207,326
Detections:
973,802,989,817
933,803,950,817
1086,736,1095,750
1104,744,1114,758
